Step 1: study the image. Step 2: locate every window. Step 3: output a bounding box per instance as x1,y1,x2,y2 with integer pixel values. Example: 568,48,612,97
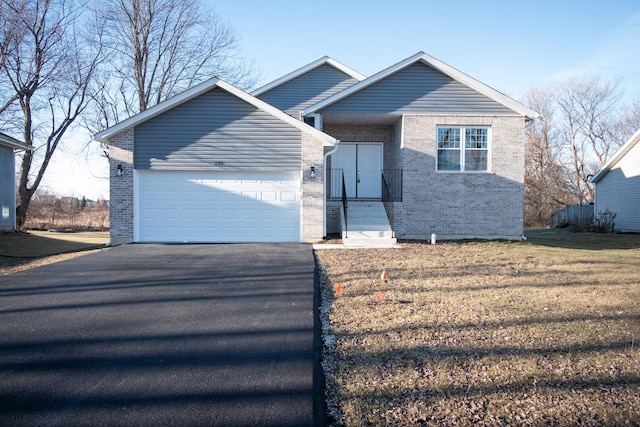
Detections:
437,127,489,171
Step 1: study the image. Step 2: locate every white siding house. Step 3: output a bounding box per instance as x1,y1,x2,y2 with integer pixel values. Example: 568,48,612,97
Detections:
0,132,29,231
590,129,640,232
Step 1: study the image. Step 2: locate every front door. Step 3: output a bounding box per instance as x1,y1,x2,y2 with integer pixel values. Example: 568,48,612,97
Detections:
331,143,383,198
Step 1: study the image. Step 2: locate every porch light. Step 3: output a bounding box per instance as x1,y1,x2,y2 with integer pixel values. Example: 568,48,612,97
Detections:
310,166,316,179
116,164,124,176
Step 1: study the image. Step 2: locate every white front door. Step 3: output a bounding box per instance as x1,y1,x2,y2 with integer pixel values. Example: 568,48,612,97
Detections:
331,143,383,199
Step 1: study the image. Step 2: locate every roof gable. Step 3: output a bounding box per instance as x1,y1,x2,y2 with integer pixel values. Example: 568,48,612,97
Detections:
304,52,539,120
251,56,365,97
134,87,305,171
0,132,29,150
590,129,640,183
94,78,337,146
254,63,363,115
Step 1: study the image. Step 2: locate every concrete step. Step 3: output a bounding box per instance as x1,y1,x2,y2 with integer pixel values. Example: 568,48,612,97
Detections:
341,201,397,248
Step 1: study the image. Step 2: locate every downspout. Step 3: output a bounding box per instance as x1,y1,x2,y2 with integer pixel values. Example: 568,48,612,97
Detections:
314,113,340,237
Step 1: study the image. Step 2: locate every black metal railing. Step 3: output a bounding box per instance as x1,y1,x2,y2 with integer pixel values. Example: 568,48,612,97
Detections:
382,174,394,237
381,170,402,238
328,168,344,199
381,169,403,202
341,172,348,238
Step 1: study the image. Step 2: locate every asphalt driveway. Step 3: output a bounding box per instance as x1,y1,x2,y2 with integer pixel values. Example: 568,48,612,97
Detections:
0,243,322,427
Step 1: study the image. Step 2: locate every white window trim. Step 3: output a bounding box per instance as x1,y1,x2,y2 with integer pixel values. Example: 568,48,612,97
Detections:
436,126,491,173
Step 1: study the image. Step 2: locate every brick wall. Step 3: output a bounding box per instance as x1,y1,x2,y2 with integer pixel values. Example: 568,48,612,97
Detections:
301,133,325,241
107,128,134,244
323,123,397,170
399,114,525,240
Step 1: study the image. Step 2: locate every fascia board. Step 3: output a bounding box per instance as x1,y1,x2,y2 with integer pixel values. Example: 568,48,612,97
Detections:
94,77,337,147
94,78,222,142
304,51,540,120
419,52,540,120
218,80,337,146
0,132,30,150
590,128,640,183
303,52,425,115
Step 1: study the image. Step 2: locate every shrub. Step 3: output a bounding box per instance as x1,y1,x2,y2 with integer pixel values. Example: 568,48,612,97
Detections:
569,209,616,233
592,209,616,233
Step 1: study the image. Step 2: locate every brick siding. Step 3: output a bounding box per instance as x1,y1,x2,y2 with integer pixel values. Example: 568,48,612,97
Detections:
398,114,525,240
301,133,325,241
107,128,134,244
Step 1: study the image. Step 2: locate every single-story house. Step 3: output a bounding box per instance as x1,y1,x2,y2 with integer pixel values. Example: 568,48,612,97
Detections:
590,128,640,232
0,132,30,231
95,52,538,245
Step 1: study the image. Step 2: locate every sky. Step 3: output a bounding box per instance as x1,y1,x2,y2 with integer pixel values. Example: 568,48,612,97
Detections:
41,0,640,200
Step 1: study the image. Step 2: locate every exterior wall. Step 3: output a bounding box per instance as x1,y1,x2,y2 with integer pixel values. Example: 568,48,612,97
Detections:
0,146,16,231
257,64,360,115
134,87,302,171
322,123,402,234
595,140,640,232
398,114,525,240
323,123,397,168
301,133,325,241
321,62,514,115
107,128,134,245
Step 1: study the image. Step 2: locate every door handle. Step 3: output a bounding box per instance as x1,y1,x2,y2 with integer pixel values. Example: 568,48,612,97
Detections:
357,170,360,184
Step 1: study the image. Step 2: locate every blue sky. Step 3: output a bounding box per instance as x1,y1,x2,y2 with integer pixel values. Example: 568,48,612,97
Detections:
44,0,640,199
215,0,640,97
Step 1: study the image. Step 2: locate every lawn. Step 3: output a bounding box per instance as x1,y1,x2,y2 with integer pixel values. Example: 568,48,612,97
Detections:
315,230,640,426
0,230,109,275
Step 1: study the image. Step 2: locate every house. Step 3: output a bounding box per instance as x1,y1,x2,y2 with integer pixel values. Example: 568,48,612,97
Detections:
95,52,538,245
0,132,30,231
590,129,640,232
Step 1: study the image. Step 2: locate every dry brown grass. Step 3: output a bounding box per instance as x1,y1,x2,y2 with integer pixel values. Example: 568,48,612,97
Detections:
0,231,109,275
315,230,640,426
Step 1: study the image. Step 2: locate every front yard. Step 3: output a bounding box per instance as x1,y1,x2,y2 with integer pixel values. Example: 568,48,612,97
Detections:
315,230,640,426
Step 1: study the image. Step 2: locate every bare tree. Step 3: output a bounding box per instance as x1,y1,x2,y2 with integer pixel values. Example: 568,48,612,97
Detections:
0,0,102,228
522,77,639,226
555,78,625,203
522,88,570,226
90,0,258,130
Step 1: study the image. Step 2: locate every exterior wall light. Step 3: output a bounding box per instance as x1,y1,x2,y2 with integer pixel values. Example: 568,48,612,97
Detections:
310,166,316,179
116,164,124,176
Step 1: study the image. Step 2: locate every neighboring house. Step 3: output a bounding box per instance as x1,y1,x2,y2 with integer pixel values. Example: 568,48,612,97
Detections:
0,132,30,231
590,129,640,232
95,52,538,245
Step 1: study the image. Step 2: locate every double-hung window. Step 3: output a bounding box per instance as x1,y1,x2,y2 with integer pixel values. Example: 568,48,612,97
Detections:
437,126,489,171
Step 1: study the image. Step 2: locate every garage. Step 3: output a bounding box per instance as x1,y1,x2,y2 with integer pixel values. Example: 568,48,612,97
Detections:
136,170,301,243
95,79,336,245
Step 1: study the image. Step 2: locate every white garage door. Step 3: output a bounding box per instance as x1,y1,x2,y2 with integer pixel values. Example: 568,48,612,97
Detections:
136,170,301,242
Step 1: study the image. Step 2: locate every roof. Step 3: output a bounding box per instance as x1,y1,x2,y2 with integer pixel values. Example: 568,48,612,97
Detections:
94,78,338,146
0,132,30,150
251,56,366,97
590,128,640,184
303,51,540,120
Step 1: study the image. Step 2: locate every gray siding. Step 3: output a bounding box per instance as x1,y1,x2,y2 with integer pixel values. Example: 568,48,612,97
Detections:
595,141,640,232
320,62,515,115
0,146,16,230
257,64,360,115
135,87,302,171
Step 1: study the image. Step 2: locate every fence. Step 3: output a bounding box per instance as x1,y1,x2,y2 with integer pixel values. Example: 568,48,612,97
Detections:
550,204,594,228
